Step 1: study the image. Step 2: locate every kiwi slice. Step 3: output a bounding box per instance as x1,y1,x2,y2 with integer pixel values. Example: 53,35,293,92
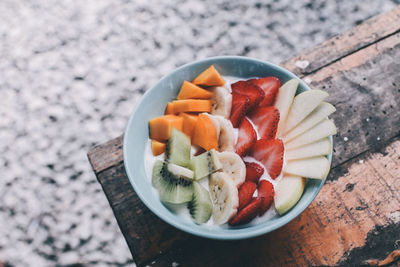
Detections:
166,128,191,167
152,160,193,204
152,160,164,189
167,163,194,181
188,182,213,224
189,149,222,180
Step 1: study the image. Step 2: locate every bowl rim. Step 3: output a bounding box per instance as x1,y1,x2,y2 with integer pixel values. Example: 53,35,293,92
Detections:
123,55,332,240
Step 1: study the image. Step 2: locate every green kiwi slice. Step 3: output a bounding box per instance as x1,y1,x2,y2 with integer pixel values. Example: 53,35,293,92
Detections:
166,128,191,167
188,182,212,224
152,160,193,204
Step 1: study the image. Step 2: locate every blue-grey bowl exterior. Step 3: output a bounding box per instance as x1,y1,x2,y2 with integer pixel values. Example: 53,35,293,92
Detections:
123,56,332,240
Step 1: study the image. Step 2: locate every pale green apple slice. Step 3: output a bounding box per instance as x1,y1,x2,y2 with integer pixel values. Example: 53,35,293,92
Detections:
285,138,331,160
274,79,299,137
274,175,305,215
284,157,330,179
285,119,336,150
283,102,336,143
282,90,329,135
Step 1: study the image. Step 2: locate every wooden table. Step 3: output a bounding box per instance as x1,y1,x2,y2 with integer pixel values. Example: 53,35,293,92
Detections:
88,7,400,267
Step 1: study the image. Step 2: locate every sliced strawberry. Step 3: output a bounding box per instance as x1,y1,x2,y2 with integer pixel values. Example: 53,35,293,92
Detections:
230,93,249,128
251,139,284,179
231,81,265,112
229,197,263,226
249,77,280,107
249,106,279,140
238,182,257,210
257,180,275,215
235,117,257,157
244,162,264,183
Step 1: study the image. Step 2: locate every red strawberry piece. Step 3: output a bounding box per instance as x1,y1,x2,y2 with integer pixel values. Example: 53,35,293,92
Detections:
231,81,265,112
229,197,263,226
238,182,257,210
251,139,284,179
230,93,250,127
257,180,275,215
235,117,257,157
249,77,280,107
244,162,264,183
249,106,279,140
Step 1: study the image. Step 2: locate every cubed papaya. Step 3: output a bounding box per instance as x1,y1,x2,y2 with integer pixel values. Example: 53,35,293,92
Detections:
192,65,225,87
177,81,213,100
164,102,175,115
172,99,212,114
191,113,218,150
179,113,198,138
149,115,183,141
152,140,166,156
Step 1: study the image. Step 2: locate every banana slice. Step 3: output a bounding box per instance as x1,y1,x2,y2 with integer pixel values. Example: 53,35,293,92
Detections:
211,86,232,119
215,116,235,152
209,172,239,224
204,114,235,152
216,151,246,187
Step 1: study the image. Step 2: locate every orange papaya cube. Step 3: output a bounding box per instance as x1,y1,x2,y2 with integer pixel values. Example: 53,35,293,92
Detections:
191,113,218,150
179,113,198,138
164,102,175,115
149,115,183,141
172,99,212,113
151,140,166,156
177,81,213,100
192,65,225,87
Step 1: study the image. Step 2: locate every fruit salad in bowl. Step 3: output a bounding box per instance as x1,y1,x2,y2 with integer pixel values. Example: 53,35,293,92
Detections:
124,56,336,239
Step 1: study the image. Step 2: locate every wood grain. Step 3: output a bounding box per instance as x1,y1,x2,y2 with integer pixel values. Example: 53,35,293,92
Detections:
282,5,400,76
308,32,400,168
87,135,123,173
96,161,193,265
97,138,400,267
86,7,400,267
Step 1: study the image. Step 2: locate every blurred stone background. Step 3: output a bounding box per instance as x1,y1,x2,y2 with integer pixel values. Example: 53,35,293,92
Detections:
0,0,398,266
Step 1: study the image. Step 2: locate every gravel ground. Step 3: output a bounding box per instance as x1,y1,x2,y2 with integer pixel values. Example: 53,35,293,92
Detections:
0,0,397,266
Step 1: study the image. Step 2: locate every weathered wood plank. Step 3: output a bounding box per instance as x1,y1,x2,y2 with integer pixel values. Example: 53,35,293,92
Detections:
308,32,400,168
141,138,400,267
98,138,400,267
85,9,400,267
282,5,400,76
96,161,193,266
87,135,123,173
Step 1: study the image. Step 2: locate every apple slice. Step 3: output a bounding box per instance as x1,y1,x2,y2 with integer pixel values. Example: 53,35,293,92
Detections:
274,79,299,137
283,102,336,143
285,138,331,160
284,157,330,179
282,90,329,135
285,119,336,150
274,175,305,215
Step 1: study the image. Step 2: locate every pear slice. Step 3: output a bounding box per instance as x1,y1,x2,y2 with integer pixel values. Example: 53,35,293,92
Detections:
285,119,336,150
274,175,305,215
274,79,299,137
284,157,330,179
285,138,331,160
283,102,336,143
282,90,329,135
